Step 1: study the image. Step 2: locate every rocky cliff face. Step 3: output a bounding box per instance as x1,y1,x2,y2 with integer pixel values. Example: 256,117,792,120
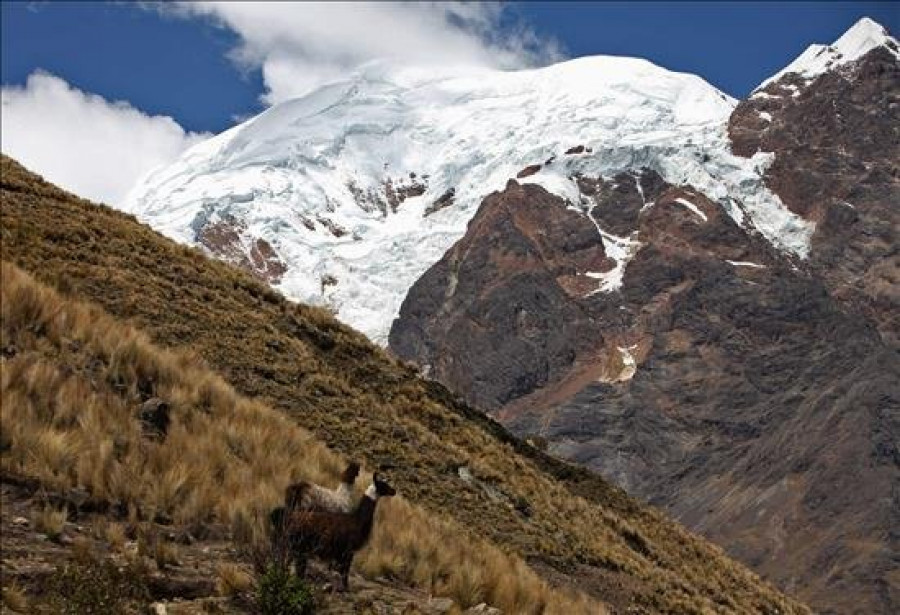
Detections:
390,20,900,614
392,179,610,410
730,41,900,350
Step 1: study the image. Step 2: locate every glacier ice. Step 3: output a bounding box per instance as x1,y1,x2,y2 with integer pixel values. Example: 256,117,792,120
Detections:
126,55,816,344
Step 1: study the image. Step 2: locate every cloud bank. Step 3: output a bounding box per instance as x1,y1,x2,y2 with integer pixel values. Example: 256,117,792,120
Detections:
1,72,208,206
1,3,558,205
169,1,563,104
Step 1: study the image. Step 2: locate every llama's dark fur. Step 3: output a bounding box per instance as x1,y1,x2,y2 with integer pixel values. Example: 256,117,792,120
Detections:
272,473,396,590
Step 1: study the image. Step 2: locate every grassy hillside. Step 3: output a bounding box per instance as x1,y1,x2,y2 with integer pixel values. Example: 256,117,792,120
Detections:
1,260,591,613
0,155,807,613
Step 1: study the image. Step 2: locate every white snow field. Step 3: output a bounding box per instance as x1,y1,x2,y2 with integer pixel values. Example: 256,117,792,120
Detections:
125,45,842,343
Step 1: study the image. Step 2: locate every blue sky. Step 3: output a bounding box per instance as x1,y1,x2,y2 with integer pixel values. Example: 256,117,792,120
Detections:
2,2,263,133
3,2,897,133
513,2,900,101
1,2,897,204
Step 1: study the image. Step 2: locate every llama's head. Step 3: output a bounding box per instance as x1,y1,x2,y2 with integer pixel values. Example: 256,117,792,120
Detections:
341,461,361,484
366,473,397,499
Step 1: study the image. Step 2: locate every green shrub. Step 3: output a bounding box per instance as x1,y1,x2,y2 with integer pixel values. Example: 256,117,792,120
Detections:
256,565,314,615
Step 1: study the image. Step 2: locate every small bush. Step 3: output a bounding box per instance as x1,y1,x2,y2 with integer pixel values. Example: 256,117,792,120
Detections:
256,565,314,615
44,554,149,614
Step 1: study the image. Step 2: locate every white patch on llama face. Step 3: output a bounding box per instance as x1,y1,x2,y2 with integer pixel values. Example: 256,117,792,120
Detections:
365,484,378,500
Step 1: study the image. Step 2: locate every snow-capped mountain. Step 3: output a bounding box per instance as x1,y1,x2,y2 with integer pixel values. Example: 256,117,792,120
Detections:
388,17,898,615
122,17,898,613
127,50,816,343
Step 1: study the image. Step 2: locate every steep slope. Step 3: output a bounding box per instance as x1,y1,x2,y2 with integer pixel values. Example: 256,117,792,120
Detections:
389,18,900,615
0,156,808,613
2,257,609,614
125,55,811,344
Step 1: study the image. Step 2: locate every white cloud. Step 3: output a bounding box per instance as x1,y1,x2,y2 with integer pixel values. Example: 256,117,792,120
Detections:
0,4,558,205
165,1,562,104
1,71,208,205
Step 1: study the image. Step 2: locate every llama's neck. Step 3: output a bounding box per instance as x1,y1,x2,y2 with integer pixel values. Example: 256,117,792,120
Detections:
353,488,380,541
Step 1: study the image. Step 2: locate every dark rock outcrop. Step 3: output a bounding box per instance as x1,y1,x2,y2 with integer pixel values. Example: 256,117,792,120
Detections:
196,215,287,284
423,188,456,217
391,180,611,410
516,164,542,179
139,398,171,440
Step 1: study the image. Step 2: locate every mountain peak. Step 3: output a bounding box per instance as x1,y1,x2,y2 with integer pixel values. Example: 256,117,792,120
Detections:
756,16,898,91
835,16,894,52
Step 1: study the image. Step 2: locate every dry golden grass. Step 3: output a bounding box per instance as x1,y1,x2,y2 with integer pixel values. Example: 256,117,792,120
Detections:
32,505,67,540
216,563,254,597
1,265,330,528
0,583,28,613
0,261,598,613
136,525,180,570
0,155,809,613
358,498,599,613
94,519,127,552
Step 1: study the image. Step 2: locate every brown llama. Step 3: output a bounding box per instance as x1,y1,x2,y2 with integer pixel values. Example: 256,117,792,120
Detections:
271,473,396,590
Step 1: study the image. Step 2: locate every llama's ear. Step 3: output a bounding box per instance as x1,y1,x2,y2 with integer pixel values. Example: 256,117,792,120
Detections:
342,462,361,482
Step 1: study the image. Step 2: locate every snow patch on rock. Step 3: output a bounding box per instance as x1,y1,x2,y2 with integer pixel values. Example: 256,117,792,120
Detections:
674,197,708,222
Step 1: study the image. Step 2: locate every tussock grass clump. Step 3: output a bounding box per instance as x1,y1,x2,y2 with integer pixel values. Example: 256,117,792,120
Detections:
216,563,254,597
0,262,598,613
136,524,180,570
1,583,28,613
33,505,67,541
93,519,127,552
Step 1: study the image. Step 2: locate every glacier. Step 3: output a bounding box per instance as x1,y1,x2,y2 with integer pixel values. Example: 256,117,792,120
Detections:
125,54,815,344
